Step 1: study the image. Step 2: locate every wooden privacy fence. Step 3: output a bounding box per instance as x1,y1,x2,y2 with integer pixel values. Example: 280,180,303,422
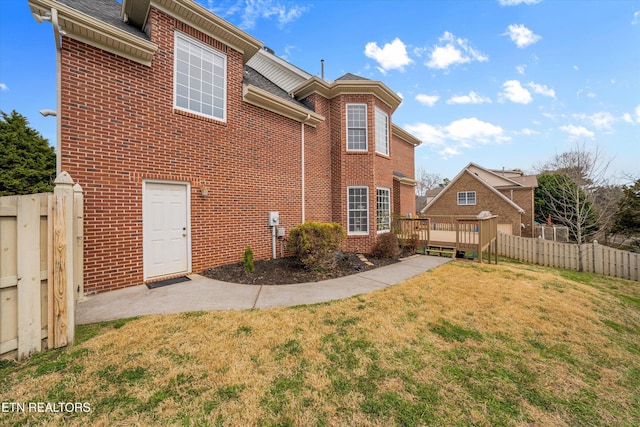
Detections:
394,215,498,263
0,172,83,360
497,232,639,281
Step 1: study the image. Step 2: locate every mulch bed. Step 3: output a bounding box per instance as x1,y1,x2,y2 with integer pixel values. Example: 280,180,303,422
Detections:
201,252,400,285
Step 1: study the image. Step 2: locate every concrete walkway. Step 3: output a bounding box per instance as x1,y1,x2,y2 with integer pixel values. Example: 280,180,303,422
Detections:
76,255,452,325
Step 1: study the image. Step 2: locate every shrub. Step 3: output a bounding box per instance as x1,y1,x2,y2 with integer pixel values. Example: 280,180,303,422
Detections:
243,246,254,273
287,222,345,271
371,232,400,260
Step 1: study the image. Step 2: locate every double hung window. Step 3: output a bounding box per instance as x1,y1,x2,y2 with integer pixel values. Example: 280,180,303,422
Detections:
375,107,389,156
346,104,367,151
376,188,391,232
348,187,369,234
457,191,476,205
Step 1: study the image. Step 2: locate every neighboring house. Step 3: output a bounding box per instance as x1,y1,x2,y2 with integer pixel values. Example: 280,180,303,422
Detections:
420,163,537,237
416,187,443,213
29,0,420,293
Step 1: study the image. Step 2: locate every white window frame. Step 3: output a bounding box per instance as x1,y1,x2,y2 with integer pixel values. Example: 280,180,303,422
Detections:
346,104,368,151
347,186,369,235
174,32,227,121
376,187,391,232
375,107,389,156
457,191,477,206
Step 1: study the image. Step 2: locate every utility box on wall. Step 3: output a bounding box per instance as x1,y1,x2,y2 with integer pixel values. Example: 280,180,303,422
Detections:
268,211,279,226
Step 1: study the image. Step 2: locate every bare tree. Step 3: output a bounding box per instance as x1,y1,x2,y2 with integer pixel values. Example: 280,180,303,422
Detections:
535,141,617,270
415,167,442,196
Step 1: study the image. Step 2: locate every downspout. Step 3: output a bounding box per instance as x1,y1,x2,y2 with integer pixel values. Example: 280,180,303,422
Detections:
52,8,62,175
301,113,311,223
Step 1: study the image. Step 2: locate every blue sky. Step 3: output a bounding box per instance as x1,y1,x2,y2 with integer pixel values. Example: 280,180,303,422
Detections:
1,0,638,182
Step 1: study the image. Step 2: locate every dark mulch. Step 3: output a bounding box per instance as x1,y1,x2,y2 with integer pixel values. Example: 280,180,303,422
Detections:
201,252,401,285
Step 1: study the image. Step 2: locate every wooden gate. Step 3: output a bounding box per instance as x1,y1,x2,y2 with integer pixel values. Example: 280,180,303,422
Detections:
0,172,83,360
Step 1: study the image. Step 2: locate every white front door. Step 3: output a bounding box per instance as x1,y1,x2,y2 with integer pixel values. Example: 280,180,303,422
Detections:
143,182,190,279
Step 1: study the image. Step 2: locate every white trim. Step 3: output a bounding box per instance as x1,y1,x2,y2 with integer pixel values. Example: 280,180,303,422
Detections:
142,180,192,281
374,107,389,156
347,186,369,235
346,103,368,152
457,191,477,206
376,186,391,233
173,31,227,122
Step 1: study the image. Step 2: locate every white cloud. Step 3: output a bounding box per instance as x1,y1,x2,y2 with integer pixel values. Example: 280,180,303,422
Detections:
438,146,462,159
425,32,488,71
445,118,507,143
632,11,640,25
446,91,492,105
516,64,526,75
589,112,616,130
0,83,7,91
503,24,542,48
498,0,542,5
415,94,440,107
499,80,532,104
622,113,633,123
364,38,412,73
519,128,539,135
207,0,308,30
407,117,509,159
573,65,579,71
527,82,555,98
404,123,445,146
560,125,595,139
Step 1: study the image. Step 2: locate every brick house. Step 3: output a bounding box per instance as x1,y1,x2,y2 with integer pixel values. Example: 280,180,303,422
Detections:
29,0,420,294
420,163,538,237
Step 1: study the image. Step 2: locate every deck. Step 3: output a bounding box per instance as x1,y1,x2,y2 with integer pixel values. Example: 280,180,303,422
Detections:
394,215,498,263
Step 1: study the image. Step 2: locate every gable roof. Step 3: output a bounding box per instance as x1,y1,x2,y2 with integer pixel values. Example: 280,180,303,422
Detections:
420,162,533,215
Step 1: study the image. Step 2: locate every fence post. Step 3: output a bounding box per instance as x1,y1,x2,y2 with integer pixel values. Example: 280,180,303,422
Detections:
593,240,602,275
73,183,84,301
48,172,75,349
16,195,42,360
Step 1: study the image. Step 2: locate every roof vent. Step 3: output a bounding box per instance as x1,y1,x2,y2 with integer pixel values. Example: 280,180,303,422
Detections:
262,46,275,54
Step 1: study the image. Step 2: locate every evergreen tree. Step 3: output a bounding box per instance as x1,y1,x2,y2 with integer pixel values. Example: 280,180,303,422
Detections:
0,110,56,196
611,179,640,237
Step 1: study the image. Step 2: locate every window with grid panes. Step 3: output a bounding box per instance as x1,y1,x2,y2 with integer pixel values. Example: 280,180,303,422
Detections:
375,108,389,155
174,32,226,121
376,188,390,231
457,191,476,205
348,187,369,234
346,104,367,151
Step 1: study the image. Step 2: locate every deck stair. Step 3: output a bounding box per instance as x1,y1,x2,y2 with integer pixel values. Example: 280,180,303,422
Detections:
424,245,456,258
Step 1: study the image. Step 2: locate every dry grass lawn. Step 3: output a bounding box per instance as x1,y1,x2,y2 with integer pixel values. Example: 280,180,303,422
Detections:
1,259,639,426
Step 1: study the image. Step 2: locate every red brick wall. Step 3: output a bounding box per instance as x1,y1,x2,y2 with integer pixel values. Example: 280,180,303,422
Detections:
392,137,417,216
59,7,416,293
61,8,327,293
497,187,535,237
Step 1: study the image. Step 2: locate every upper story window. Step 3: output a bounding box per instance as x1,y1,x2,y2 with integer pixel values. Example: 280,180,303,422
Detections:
375,107,389,156
457,191,476,205
346,104,367,151
174,32,226,121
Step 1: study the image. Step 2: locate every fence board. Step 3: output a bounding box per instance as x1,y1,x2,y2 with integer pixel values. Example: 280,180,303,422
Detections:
17,195,42,359
497,232,639,281
1,172,81,360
